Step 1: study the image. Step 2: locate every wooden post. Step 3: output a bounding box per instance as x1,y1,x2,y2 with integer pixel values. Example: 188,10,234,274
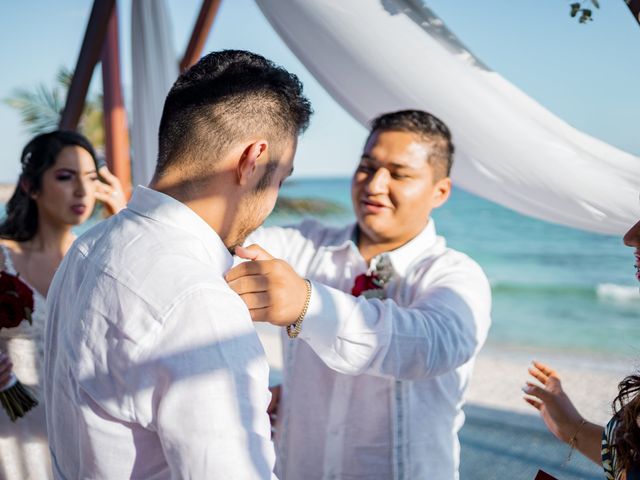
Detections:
101,4,132,195
626,0,640,26
180,0,223,72
59,0,115,130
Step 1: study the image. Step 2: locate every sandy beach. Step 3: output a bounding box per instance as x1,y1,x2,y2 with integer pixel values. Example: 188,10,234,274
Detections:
256,323,626,479
0,184,14,203
256,323,626,425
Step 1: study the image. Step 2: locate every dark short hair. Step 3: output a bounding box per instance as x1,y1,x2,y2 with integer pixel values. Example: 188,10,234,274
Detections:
0,130,97,241
155,50,312,179
368,110,454,178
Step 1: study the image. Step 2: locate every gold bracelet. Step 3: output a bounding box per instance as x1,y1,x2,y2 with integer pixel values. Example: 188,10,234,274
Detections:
286,279,312,339
565,418,588,464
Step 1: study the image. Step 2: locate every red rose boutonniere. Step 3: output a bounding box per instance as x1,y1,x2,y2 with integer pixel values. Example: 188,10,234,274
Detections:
351,254,395,299
0,271,38,422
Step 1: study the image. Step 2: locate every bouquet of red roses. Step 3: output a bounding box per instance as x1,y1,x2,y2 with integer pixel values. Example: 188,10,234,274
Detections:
0,271,38,422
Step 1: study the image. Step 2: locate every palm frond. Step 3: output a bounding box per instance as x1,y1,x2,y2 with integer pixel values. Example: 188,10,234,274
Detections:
4,83,64,135
4,66,105,147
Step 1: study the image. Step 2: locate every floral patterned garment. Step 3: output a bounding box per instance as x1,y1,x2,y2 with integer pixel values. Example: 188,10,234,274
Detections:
602,416,640,480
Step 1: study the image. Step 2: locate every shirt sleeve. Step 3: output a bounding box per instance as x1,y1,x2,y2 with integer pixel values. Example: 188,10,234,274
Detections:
298,257,492,380
132,286,277,479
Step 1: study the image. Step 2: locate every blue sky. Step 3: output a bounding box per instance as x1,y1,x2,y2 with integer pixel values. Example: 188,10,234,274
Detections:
0,0,638,183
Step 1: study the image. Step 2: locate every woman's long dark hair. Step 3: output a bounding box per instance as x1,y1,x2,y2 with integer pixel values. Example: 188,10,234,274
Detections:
612,374,640,472
0,130,97,242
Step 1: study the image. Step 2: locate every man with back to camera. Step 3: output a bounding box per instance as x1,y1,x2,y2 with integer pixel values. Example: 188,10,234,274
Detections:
227,110,492,479
44,50,312,479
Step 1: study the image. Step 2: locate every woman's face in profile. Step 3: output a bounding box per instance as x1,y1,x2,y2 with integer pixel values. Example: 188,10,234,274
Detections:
623,218,640,283
32,146,99,227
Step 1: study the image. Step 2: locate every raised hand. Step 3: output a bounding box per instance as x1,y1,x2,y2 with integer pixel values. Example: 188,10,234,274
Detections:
94,165,127,215
523,361,584,443
226,244,308,326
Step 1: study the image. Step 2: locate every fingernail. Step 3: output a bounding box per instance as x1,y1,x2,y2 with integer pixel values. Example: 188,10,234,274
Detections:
521,385,532,393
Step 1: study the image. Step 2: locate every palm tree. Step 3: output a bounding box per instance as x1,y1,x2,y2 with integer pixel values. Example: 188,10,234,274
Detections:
4,67,104,148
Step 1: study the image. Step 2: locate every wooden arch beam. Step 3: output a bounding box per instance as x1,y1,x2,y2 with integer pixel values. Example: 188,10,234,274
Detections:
626,0,640,26
59,0,115,130
180,0,223,72
101,4,131,195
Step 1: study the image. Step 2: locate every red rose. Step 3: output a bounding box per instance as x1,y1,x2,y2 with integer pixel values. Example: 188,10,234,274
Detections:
0,272,34,330
351,272,381,297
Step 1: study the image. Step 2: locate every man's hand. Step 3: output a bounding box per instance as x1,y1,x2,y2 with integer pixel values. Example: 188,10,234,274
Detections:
226,244,309,326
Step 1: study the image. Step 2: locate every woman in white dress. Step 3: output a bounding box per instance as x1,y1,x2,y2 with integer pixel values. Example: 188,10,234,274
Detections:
0,130,125,479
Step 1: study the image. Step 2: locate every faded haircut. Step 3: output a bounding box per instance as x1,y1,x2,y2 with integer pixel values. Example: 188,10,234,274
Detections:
155,50,312,179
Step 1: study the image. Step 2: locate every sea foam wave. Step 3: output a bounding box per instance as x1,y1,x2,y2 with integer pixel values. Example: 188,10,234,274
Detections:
596,283,640,302
491,282,639,303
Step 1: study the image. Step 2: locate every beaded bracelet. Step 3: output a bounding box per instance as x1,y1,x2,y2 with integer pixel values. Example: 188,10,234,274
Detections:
286,279,312,339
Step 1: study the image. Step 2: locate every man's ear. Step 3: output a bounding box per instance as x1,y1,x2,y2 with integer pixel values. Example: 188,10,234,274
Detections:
236,140,269,186
432,177,452,209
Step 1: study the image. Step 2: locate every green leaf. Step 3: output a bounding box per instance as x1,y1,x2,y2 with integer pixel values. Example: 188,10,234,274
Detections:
570,2,581,17
591,0,600,9
579,9,593,23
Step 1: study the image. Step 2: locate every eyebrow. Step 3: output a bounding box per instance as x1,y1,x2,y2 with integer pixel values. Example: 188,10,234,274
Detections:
360,155,416,170
54,168,98,175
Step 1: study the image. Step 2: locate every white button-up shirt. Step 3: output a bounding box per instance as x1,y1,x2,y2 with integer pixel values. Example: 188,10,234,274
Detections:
248,219,491,480
44,186,277,479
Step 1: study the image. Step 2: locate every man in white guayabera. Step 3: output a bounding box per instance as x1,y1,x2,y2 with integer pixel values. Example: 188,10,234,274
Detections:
44,50,312,479
226,110,492,480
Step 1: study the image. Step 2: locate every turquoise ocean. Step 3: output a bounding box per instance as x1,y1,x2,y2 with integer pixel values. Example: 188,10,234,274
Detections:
269,177,640,359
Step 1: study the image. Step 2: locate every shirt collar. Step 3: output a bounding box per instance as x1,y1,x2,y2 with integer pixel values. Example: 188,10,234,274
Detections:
383,219,438,276
321,224,359,253
325,220,439,277
127,185,232,270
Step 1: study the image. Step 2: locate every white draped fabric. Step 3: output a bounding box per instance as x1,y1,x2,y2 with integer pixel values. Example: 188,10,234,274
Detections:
131,0,178,187
256,0,640,234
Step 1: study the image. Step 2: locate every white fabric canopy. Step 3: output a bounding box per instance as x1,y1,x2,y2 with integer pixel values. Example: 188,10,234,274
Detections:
256,0,639,234
131,0,178,187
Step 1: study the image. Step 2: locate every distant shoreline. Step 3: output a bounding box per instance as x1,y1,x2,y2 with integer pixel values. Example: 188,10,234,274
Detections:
0,184,14,203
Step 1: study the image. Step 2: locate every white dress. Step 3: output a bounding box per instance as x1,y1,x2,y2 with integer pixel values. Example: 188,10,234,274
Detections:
0,244,52,479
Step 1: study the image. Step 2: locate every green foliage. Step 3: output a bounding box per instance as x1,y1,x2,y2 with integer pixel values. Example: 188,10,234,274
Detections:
570,2,581,16
569,0,600,23
273,196,345,216
4,67,104,148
